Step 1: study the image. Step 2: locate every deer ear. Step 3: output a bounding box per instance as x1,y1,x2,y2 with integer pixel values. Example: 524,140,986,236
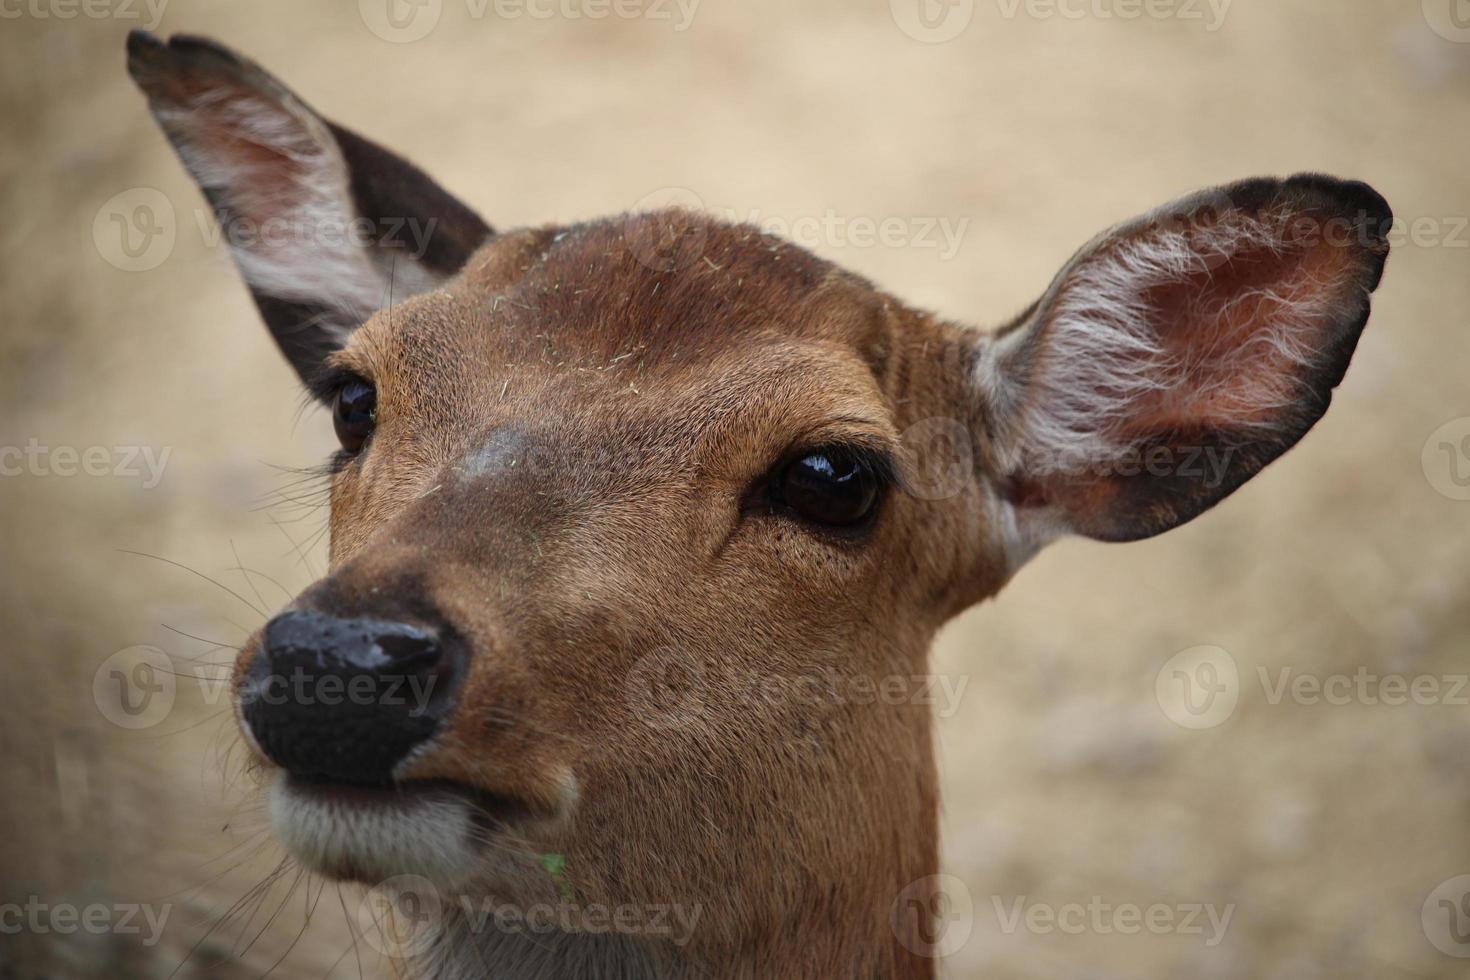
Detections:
977,174,1391,545
125,31,493,389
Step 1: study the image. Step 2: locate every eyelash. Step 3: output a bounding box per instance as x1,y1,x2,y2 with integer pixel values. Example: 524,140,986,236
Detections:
309,367,356,404
324,449,356,477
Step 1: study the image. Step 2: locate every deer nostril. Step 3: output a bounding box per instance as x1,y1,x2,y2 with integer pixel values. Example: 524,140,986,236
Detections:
374,630,441,670
262,612,440,670
243,610,460,786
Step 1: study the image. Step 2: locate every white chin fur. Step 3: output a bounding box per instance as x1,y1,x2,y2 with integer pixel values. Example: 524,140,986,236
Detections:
269,771,480,888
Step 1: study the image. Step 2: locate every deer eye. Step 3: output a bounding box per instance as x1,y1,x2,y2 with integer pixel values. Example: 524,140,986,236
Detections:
775,447,882,528
332,377,376,453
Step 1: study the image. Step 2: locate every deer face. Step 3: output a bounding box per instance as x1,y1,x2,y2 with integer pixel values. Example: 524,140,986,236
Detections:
253,215,979,910
129,31,1389,976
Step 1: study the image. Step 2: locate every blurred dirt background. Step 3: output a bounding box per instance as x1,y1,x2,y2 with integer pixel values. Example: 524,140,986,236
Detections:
2,1,1468,977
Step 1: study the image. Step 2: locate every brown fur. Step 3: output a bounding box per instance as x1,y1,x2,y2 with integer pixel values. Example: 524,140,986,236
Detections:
126,31,1390,980
294,215,990,977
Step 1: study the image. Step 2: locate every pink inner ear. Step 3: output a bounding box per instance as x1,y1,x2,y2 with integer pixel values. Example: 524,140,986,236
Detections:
167,87,335,220
150,79,393,325
1126,231,1354,438
1004,205,1368,483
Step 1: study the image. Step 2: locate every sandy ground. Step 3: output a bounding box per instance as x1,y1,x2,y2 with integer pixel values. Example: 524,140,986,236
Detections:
2,1,1468,977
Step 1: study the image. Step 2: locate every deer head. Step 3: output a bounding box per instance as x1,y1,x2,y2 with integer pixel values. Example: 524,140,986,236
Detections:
127,31,1390,979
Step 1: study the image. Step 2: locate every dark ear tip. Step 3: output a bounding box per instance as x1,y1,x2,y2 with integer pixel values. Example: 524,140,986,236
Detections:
1285,173,1393,232
164,33,248,67
1270,173,1393,293
125,33,287,110
1221,174,1393,250
125,31,248,84
126,28,161,55
125,29,164,78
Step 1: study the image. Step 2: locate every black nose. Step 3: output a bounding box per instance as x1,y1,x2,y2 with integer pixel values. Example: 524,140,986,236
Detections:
242,610,460,785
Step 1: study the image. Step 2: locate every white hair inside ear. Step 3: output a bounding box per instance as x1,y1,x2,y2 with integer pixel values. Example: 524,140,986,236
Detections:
974,176,1389,543
982,208,1348,477
155,90,443,340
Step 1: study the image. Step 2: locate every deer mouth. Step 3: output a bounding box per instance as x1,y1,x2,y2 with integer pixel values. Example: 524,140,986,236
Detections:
268,772,533,886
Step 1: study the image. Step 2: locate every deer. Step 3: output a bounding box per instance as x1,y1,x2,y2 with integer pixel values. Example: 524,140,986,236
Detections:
125,30,1391,980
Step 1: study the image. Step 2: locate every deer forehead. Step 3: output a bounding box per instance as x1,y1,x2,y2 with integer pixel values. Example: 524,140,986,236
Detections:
335,213,912,473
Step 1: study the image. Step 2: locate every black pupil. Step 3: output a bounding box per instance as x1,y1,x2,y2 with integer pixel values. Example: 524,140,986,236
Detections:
333,379,376,452
781,449,879,527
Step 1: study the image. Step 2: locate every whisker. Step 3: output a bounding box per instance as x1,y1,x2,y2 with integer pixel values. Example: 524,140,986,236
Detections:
232,539,270,614
150,834,275,904
165,855,295,980
267,512,323,579
225,564,296,607
238,863,306,958
334,883,366,980
139,708,233,740
162,621,246,649
120,549,270,621
254,871,319,978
